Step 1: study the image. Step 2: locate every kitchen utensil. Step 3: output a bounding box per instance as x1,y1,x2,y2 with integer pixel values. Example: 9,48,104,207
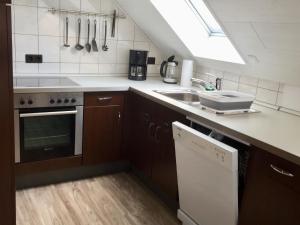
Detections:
85,19,91,52
160,55,178,84
75,18,84,51
102,20,109,51
91,19,98,52
111,10,117,37
64,17,70,47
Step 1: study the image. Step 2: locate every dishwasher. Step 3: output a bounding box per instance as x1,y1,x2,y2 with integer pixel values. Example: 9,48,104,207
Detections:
173,118,250,225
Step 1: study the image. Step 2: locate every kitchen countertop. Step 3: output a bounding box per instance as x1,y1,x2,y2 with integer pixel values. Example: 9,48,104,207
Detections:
14,76,300,166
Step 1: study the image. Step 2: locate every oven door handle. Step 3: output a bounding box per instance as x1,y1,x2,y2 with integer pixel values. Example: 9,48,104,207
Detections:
20,110,78,118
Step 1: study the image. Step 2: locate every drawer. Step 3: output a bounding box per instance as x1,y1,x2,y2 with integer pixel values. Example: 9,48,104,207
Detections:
84,92,125,107
254,148,300,193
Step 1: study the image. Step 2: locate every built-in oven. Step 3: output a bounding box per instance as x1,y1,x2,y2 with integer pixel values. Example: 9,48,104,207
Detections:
14,93,83,163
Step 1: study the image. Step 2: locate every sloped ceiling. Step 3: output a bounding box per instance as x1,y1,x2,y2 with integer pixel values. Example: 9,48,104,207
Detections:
117,0,300,85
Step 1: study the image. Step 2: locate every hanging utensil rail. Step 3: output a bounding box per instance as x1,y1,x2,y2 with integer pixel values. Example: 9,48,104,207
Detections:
48,8,126,19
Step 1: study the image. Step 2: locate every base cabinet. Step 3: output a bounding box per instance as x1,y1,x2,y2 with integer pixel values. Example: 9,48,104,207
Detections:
239,147,300,225
128,93,188,201
83,93,124,165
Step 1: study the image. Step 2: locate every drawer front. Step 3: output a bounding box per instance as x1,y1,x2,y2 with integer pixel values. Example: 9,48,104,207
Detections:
255,148,300,192
85,92,124,107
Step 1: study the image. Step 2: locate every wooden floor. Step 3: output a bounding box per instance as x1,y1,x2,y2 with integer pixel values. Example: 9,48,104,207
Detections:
16,172,180,225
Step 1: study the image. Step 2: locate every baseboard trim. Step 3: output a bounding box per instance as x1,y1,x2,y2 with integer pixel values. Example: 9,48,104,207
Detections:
16,161,130,190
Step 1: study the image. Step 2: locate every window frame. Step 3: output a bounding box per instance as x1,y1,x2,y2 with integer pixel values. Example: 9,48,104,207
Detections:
186,0,225,37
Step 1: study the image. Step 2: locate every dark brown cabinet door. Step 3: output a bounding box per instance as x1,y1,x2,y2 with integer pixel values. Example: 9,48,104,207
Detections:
128,93,154,177
128,93,188,201
239,148,300,225
83,93,124,165
151,108,188,201
0,3,15,225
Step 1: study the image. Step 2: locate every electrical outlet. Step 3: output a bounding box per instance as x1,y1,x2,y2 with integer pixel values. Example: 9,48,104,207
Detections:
147,57,156,65
25,54,43,63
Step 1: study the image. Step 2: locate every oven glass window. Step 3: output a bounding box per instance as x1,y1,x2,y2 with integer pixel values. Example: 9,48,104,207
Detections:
20,113,75,162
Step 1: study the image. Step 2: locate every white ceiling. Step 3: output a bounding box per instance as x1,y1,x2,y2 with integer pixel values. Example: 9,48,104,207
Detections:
117,0,300,85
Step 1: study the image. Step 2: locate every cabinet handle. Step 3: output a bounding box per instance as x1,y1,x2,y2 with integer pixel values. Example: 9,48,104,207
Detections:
154,126,162,143
118,112,121,122
270,164,294,178
147,122,156,139
6,3,12,7
97,97,112,102
143,113,150,123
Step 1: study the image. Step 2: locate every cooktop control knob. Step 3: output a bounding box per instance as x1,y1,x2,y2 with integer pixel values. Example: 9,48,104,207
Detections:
57,99,62,104
28,99,33,105
71,98,76,103
50,99,55,104
20,99,25,105
64,99,69,103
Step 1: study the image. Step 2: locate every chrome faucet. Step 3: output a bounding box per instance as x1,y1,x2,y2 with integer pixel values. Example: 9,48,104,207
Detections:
191,73,222,91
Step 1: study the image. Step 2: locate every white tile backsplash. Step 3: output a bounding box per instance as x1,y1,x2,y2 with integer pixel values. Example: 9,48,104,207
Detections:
256,88,278,105
99,63,116,74
118,17,134,41
39,63,60,73
12,0,164,77
60,0,81,11
14,6,38,35
39,36,60,62
196,65,300,115
134,41,150,51
16,62,38,73
81,0,101,12
38,8,60,36
38,0,59,8
239,76,259,86
15,34,38,61
13,0,37,6
117,41,133,63
258,79,280,91
60,63,80,73
80,63,99,74
134,25,150,42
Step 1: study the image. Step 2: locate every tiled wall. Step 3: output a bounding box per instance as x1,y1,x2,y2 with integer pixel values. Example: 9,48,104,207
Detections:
195,66,300,115
11,0,165,77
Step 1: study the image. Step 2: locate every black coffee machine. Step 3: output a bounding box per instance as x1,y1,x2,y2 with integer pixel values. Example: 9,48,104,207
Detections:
128,50,148,81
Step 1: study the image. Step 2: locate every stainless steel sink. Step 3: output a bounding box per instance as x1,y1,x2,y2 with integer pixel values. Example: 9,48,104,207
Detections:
154,90,201,104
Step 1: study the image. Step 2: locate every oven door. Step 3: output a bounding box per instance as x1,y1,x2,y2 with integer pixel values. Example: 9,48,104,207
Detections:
14,106,83,163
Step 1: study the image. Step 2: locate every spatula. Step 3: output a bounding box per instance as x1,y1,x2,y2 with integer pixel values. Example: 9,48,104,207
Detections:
91,19,98,52
85,19,91,52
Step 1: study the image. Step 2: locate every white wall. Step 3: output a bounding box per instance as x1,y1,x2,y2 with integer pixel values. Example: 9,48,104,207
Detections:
11,0,165,77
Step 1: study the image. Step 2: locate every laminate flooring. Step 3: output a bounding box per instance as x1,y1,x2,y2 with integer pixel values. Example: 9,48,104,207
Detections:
16,172,180,225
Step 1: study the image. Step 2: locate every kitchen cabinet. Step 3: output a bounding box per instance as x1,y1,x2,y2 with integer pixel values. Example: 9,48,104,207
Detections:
128,93,188,201
83,92,124,165
129,93,154,177
151,107,187,200
239,147,300,225
0,2,15,225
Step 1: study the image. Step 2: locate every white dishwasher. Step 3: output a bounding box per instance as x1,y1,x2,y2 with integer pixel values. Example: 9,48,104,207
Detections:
173,120,247,225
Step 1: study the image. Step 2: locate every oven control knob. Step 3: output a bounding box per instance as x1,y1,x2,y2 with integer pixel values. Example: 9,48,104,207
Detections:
28,100,33,105
50,99,55,104
71,98,76,103
64,99,70,103
20,99,25,105
57,99,62,104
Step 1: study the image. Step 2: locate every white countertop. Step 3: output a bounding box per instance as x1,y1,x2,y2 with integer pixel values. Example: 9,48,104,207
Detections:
14,76,300,165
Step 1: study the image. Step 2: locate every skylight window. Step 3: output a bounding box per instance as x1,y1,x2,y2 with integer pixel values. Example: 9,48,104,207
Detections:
187,0,224,36
150,0,245,64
